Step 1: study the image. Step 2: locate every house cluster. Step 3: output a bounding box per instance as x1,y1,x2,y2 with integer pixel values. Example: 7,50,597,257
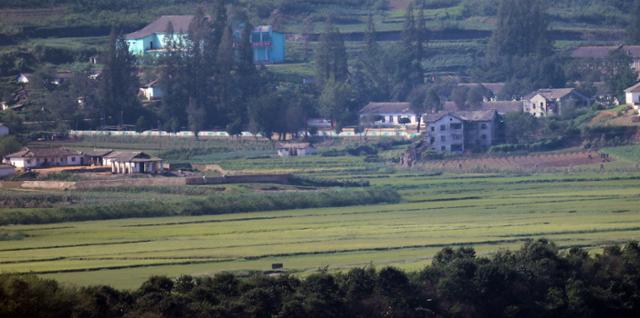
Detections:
356,85,596,154
126,16,285,64
2,147,163,174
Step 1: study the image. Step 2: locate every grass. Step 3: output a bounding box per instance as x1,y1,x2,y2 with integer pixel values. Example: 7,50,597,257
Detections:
1,140,640,289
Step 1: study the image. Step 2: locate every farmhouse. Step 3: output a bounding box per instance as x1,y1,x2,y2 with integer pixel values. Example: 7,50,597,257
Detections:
104,151,163,174
3,147,83,169
425,110,499,154
523,88,590,117
126,16,285,64
82,149,114,166
571,45,640,71
0,123,8,136
140,79,163,101
359,102,421,128
277,143,315,157
625,82,640,111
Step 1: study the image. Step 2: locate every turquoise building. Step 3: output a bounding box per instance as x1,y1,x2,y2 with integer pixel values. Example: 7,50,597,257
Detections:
126,16,285,64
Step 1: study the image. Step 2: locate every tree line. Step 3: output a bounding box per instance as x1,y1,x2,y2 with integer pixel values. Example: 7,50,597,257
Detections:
1,239,639,317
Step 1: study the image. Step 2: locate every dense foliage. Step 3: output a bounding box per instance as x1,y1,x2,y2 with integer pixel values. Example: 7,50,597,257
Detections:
1,239,639,317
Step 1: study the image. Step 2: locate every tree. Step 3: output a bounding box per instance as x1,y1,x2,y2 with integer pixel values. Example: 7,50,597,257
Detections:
425,87,442,113
319,80,354,129
315,16,349,86
99,28,141,126
467,86,486,109
605,50,638,101
451,86,469,110
504,112,538,144
303,16,315,61
159,21,188,131
628,0,640,44
488,0,550,59
186,98,206,138
408,86,427,132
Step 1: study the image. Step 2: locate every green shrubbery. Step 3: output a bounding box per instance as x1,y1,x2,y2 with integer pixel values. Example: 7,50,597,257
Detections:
1,239,640,317
0,188,400,225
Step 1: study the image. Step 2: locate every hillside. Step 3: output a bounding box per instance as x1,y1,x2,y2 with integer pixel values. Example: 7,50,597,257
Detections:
0,0,633,77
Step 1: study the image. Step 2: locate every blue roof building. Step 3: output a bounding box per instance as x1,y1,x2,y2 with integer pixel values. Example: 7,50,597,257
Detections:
126,16,285,64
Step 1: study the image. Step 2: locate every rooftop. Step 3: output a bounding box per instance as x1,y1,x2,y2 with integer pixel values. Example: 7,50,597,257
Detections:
105,151,160,162
277,142,313,149
625,82,640,93
524,88,576,101
126,15,197,40
359,102,412,114
426,110,497,123
4,147,80,159
442,101,522,114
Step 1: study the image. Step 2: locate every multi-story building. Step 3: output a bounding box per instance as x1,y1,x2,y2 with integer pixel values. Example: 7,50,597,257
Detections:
425,110,499,154
522,88,589,118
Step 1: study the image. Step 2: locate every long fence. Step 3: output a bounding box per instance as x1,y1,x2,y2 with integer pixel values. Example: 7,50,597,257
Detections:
68,128,421,139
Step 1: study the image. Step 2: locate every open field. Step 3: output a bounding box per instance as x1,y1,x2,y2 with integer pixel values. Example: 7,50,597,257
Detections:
2,138,640,289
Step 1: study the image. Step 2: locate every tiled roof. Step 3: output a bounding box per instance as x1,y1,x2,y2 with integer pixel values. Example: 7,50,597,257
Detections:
126,15,197,39
625,82,640,93
426,110,497,123
105,151,152,162
524,88,576,101
441,101,521,114
359,102,412,114
4,147,80,159
82,149,113,157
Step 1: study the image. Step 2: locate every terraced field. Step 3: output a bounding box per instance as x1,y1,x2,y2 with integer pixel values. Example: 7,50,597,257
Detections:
2,165,640,289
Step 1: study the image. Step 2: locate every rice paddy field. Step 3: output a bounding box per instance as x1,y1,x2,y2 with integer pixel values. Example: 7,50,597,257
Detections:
2,139,640,289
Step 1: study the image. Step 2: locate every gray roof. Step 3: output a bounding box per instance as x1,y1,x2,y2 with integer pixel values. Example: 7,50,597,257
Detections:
426,110,497,123
105,151,158,162
5,147,80,159
126,15,196,39
625,82,640,93
442,101,521,114
359,102,412,114
571,45,640,59
83,149,113,157
524,88,576,101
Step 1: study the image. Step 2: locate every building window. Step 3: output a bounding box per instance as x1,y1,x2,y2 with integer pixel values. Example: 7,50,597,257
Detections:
430,126,435,132
441,146,446,151
397,115,402,123
441,135,446,142
430,137,435,143
440,125,446,131
451,144,463,152
71,157,76,162
451,123,462,129
481,134,487,140
480,123,487,129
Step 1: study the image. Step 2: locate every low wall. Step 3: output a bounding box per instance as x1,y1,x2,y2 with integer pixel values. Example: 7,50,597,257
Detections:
5,174,294,190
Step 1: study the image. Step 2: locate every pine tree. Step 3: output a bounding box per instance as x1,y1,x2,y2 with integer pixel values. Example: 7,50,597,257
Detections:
99,28,140,126
216,24,234,128
159,21,188,131
629,0,640,44
316,16,349,86
489,0,550,59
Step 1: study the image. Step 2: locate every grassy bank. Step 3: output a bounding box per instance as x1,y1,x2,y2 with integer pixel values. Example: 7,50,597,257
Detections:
0,188,400,225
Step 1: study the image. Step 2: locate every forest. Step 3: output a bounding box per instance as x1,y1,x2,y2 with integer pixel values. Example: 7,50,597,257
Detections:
1,239,639,318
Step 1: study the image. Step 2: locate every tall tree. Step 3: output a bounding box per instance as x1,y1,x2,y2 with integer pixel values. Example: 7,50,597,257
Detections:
488,0,550,59
159,21,188,131
408,86,427,132
99,28,141,126
629,0,640,44
605,50,638,100
315,16,349,86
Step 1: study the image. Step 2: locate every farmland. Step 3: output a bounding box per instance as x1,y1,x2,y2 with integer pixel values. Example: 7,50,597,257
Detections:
2,139,640,289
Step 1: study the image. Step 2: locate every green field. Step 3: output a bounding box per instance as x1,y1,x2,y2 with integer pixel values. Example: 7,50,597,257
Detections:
2,145,640,288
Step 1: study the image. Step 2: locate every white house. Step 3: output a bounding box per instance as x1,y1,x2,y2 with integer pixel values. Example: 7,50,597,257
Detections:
625,82,640,110
523,88,590,117
140,79,163,101
0,123,9,136
277,143,315,157
359,102,421,128
104,151,163,174
16,73,29,84
425,110,499,154
3,147,83,169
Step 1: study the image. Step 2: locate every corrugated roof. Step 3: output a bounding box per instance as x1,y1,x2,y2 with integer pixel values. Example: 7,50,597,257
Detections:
83,149,113,157
359,102,412,114
105,151,154,162
126,15,197,40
